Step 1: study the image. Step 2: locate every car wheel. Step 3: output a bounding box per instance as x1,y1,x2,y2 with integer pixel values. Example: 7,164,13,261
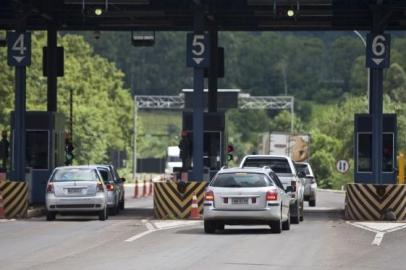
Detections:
270,219,282,234
215,222,225,231
99,207,107,221
309,199,316,207
290,201,300,224
119,200,125,210
46,211,56,221
204,220,216,234
282,211,290,231
109,206,118,216
300,201,304,222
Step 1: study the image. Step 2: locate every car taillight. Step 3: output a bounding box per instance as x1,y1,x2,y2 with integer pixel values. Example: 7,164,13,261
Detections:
291,181,297,192
46,183,54,193
106,184,114,191
266,191,278,201
205,191,214,201
97,182,104,192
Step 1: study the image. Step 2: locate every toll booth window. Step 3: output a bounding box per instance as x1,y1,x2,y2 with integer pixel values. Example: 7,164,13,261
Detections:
357,133,372,172
26,131,48,169
382,133,394,172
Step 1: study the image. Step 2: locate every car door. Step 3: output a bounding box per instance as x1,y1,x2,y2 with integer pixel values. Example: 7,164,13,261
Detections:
269,172,290,219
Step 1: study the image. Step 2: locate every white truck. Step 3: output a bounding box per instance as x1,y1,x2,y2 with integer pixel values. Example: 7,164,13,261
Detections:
165,146,182,174
260,132,310,162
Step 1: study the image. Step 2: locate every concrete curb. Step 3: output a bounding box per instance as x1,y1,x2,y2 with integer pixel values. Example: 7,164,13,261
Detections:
317,188,346,194
27,207,45,218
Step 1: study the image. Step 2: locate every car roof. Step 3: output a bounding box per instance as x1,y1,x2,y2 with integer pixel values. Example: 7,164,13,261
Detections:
243,155,292,160
218,167,271,174
54,165,100,170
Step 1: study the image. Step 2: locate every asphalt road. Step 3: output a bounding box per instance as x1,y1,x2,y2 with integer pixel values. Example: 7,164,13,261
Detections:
1,188,406,270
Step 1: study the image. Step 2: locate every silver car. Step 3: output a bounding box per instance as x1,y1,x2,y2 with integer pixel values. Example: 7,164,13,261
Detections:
240,155,305,224
203,167,291,234
295,162,317,207
45,166,108,221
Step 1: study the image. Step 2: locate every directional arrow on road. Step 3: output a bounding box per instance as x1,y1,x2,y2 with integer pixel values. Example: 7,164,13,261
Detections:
13,56,25,63
193,57,203,64
372,58,384,65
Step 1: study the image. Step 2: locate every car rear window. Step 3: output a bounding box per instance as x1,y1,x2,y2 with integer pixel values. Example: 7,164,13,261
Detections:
243,158,292,174
296,164,311,176
211,173,271,188
98,168,113,183
52,168,99,182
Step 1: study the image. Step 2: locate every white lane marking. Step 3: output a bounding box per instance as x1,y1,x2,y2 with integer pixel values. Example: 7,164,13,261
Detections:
0,219,16,223
347,221,406,246
125,220,201,242
372,232,385,246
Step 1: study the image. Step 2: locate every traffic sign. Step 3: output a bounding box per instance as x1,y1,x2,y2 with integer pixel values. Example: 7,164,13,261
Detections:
366,33,390,69
186,33,210,68
336,160,350,174
7,32,31,67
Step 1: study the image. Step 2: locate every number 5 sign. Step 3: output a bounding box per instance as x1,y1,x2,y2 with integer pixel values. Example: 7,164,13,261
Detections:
366,33,390,69
186,33,210,68
7,32,31,67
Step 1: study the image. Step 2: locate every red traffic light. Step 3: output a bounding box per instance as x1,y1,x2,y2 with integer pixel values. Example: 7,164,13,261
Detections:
227,144,234,153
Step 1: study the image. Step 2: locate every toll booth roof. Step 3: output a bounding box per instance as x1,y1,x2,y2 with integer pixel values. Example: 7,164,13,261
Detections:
1,1,406,31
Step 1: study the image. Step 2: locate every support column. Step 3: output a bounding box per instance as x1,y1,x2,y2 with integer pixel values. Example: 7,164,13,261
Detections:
47,26,57,112
192,8,205,181
369,68,384,184
14,67,26,181
208,23,218,113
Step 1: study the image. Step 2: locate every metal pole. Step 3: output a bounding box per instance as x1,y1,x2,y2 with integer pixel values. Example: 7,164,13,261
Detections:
370,67,384,184
290,97,294,134
47,26,58,112
192,7,205,181
208,22,218,113
69,87,73,138
14,67,26,181
133,96,138,179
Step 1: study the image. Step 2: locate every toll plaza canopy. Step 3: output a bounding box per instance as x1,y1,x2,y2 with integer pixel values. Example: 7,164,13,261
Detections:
2,0,406,31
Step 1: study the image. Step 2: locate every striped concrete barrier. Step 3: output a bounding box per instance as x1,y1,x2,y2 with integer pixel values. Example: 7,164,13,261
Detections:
0,181,28,219
153,181,207,219
345,183,406,221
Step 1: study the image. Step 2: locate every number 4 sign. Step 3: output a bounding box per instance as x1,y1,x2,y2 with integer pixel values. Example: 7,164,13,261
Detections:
7,32,31,67
366,33,390,69
186,33,210,68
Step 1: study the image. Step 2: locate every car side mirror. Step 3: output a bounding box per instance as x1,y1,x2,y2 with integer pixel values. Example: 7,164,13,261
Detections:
298,171,306,178
285,186,293,193
120,177,126,182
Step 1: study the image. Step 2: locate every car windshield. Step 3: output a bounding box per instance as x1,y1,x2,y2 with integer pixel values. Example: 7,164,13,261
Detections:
211,173,271,188
52,168,99,182
243,158,292,174
296,164,311,176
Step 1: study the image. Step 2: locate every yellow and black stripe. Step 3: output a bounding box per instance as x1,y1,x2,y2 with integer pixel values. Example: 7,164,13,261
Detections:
153,181,208,219
0,181,28,219
345,183,406,221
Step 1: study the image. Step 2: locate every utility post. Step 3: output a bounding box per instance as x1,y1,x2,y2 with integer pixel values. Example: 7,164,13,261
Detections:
186,2,209,181
7,31,31,181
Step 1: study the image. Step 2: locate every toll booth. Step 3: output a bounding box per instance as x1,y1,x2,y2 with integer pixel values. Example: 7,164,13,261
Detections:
354,114,397,184
182,112,226,178
10,111,66,204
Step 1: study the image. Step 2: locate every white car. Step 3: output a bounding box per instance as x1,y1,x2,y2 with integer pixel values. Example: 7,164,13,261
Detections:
295,162,317,207
45,166,108,221
203,167,291,234
240,155,305,224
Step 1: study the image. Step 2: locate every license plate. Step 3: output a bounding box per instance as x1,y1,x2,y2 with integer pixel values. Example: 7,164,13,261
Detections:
231,198,249,205
67,188,82,194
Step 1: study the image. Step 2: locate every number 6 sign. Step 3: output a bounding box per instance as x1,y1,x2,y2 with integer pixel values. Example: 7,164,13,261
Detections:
366,33,390,69
186,33,210,68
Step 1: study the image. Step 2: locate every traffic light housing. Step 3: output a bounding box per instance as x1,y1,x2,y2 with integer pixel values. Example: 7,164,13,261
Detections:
226,144,234,162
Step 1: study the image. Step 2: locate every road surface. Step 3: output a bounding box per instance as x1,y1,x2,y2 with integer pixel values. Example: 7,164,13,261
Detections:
1,188,405,270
